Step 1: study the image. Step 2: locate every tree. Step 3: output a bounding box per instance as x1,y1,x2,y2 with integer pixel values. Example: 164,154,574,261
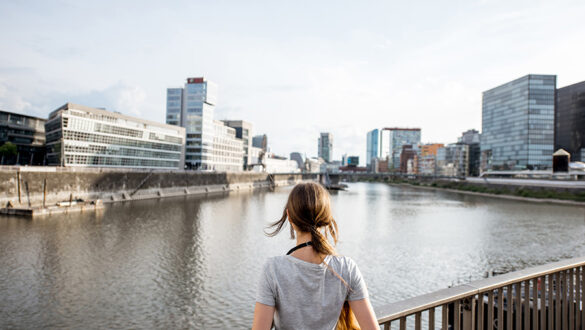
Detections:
0,142,17,164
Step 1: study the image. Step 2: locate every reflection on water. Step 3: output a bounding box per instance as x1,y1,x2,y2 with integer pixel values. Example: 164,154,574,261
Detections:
1,183,585,328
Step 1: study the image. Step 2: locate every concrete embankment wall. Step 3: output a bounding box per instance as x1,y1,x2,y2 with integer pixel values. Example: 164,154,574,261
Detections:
0,167,317,206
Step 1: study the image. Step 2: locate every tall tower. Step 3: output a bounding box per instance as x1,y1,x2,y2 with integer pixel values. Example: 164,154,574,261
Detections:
481,74,556,171
166,77,218,169
318,132,333,163
366,129,380,167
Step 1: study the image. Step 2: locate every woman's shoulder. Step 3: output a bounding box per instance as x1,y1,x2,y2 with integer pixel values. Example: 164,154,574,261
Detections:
262,255,287,267
327,255,359,270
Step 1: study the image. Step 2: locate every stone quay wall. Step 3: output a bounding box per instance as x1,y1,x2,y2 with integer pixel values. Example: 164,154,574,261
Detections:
0,167,317,206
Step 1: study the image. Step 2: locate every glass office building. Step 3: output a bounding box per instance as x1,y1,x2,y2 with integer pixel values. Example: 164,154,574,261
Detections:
481,74,556,171
45,103,185,169
166,77,218,170
555,80,585,161
366,129,379,167
165,88,182,126
166,77,245,171
386,128,421,169
0,110,46,165
318,132,333,163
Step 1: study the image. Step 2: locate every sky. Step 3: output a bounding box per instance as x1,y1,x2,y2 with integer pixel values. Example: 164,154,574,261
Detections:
1,0,585,165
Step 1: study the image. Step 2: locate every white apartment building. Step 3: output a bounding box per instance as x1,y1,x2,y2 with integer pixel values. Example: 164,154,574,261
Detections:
211,120,243,171
223,120,253,170
45,103,185,169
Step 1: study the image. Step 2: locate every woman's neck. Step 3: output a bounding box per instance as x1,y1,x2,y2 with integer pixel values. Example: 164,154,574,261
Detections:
295,231,312,245
291,231,325,264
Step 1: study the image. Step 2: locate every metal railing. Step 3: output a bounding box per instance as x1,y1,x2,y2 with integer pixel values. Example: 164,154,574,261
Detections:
375,256,585,330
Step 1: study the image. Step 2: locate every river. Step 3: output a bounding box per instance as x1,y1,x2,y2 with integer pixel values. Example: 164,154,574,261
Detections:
1,182,585,328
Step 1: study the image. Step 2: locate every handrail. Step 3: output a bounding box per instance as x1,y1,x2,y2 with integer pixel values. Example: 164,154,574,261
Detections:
375,255,585,329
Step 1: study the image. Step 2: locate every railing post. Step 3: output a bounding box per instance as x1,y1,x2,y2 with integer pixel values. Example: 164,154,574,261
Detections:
523,280,530,330
462,296,475,330
442,304,449,330
555,272,561,330
548,274,554,330
532,277,538,330
399,316,406,330
581,266,585,330
507,285,513,330
515,282,522,329
578,266,583,330
429,307,435,330
487,291,494,330
454,300,461,330
478,292,484,330
569,268,575,330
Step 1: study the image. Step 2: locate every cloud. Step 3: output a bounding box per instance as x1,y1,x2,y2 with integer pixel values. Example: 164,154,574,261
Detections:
0,83,33,113
0,80,148,118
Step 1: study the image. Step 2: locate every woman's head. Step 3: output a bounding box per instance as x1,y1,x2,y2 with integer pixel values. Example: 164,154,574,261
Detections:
266,182,338,256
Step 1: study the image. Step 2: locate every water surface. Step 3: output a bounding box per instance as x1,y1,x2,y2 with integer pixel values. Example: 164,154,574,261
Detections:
1,182,584,328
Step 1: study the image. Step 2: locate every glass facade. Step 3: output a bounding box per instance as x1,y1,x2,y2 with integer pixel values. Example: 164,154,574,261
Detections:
458,129,481,176
165,88,182,126
481,74,556,170
437,143,469,177
252,134,267,151
387,128,421,169
318,132,333,163
366,129,379,167
166,78,223,170
45,103,185,169
0,110,47,165
555,80,585,161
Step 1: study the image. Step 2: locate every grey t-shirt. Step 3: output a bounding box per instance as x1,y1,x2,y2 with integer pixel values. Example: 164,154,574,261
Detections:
256,254,368,330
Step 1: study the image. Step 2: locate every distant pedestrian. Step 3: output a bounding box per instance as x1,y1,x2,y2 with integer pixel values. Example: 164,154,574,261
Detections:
252,182,378,330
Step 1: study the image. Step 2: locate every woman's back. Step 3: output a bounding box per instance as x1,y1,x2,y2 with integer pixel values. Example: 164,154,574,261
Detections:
256,255,368,330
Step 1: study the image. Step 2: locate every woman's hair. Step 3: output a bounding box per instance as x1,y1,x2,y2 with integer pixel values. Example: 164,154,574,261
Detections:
266,182,338,256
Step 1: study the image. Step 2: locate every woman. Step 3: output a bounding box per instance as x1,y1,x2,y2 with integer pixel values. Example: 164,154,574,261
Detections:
252,182,378,330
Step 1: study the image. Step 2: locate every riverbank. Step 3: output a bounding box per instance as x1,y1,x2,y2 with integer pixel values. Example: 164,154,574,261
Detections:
356,176,585,206
0,167,318,212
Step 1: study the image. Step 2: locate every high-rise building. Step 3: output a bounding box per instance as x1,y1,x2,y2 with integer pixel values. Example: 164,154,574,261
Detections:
437,143,469,177
166,77,218,170
45,103,185,169
458,129,481,176
421,143,444,157
0,110,46,165
318,132,333,163
384,128,421,169
399,144,419,173
252,134,267,151
366,129,380,167
555,80,585,161
290,152,305,170
417,143,444,175
223,120,253,170
347,156,359,167
481,74,556,171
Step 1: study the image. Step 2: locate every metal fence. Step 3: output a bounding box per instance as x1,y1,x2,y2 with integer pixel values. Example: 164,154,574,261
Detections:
376,256,585,330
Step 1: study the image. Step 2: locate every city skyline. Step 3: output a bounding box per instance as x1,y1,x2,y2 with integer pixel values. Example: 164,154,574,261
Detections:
2,1,585,164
